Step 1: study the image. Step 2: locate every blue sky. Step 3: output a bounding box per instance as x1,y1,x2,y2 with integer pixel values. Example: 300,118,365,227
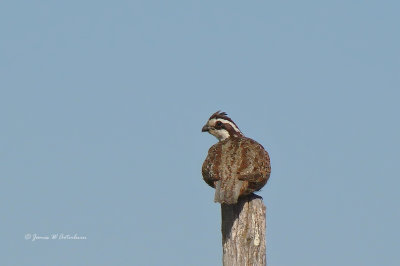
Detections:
1,1,399,265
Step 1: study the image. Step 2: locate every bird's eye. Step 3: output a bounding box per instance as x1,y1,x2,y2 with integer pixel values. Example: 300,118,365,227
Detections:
216,121,223,128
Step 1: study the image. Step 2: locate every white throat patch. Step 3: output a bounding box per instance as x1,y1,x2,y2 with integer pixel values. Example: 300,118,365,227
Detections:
209,128,230,141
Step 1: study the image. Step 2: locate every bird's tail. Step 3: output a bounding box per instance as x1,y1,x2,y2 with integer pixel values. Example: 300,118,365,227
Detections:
214,180,243,204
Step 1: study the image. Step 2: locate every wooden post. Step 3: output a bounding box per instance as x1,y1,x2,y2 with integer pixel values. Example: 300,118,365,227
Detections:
221,193,266,266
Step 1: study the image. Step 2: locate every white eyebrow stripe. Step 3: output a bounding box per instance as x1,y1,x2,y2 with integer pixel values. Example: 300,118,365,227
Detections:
213,118,241,133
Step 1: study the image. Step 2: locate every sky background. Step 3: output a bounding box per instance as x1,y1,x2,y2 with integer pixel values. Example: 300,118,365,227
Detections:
1,1,399,265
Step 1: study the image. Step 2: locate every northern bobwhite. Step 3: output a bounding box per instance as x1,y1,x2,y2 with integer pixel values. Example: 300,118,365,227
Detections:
202,111,271,204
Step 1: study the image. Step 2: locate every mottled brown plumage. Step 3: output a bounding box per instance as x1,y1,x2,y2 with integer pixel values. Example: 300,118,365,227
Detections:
202,111,271,204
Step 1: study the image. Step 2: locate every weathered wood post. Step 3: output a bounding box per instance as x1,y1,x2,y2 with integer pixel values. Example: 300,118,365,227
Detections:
221,193,266,266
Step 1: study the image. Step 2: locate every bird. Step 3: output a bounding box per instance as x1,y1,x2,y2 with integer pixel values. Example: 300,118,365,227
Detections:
201,111,271,204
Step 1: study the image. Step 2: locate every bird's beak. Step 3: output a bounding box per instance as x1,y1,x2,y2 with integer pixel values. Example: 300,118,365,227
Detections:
202,124,209,132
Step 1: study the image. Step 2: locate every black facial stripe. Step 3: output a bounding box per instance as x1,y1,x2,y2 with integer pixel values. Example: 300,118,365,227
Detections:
215,121,224,129
223,123,243,137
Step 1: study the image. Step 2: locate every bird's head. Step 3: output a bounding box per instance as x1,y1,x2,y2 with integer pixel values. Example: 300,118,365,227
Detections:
202,111,243,141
